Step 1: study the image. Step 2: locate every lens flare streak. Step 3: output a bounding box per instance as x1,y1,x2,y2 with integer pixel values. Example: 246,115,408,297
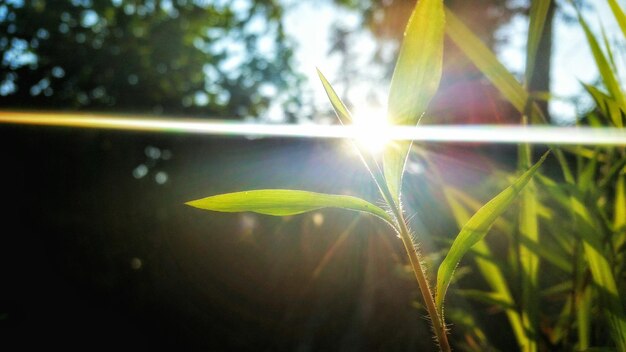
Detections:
1,111,625,145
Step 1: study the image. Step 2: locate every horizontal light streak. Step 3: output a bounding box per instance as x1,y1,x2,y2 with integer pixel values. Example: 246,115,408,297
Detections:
1,111,625,145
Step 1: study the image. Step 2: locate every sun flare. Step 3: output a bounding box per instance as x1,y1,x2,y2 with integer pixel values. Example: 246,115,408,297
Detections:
351,106,390,154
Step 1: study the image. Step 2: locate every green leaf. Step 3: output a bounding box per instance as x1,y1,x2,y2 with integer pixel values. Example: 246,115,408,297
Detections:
615,174,626,251
383,141,412,205
569,191,626,349
576,6,626,106
441,185,529,349
384,0,445,204
435,152,548,316
456,289,516,311
317,68,393,206
608,0,626,41
387,0,444,126
316,68,352,125
445,8,528,113
583,83,624,127
526,0,552,83
187,189,394,225
601,23,619,75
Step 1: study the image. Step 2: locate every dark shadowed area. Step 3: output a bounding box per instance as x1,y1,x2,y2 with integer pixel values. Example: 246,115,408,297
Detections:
1,125,502,350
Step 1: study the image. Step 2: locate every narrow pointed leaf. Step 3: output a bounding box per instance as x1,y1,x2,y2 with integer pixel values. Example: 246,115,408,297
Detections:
518,142,540,350
457,289,516,311
445,8,528,113
442,185,529,348
316,68,352,125
445,6,576,183
384,0,445,204
435,152,548,316
526,0,552,83
608,0,626,40
601,23,619,74
383,141,411,205
576,7,626,105
387,0,444,126
317,68,392,206
569,192,626,349
615,174,626,251
187,189,393,225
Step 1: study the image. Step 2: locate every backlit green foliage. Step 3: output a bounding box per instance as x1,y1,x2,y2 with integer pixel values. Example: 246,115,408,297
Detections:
188,1,626,351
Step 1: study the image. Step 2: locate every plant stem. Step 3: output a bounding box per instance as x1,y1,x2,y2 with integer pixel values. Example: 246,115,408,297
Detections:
368,152,450,351
395,209,452,352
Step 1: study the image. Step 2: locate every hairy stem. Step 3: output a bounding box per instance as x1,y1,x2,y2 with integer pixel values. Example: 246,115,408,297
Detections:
378,180,451,351
395,209,451,352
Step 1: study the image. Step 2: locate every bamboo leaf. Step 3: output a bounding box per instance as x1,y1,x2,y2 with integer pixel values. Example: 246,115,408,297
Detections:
445,7,576,183
578,152,598,193
456,289,516,311
316,68,352,125
608,0,626,41
384,0,445,204
387,0,444,126
576,6,626,106
187,189,394,225
435,152,548,316
383,141,411,205
526,0,552,83
601,23,619,74
582,71,624,128
518,144,540,350
445,8,528,113
614,174,626,256
442,186,529,349
569,193,626,349
317,68,392,205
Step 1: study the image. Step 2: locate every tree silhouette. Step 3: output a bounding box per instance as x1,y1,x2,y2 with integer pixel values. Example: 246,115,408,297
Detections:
0,0,305,120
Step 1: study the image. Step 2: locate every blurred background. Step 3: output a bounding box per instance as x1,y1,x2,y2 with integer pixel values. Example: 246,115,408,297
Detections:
0,0,620,350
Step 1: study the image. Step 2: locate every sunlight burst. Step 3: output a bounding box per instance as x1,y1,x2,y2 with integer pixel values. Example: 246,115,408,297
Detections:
351,106,390,154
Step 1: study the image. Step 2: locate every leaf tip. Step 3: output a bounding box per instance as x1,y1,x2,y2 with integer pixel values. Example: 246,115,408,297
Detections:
184,199,201,208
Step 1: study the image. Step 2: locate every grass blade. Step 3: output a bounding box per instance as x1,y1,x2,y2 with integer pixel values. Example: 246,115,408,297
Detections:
317,68,394,207
387,0,444,126
445,7,576,184
456,289,516,311
518,139,540,351
316,68,352,125
615,174,626,251
608,0,626,40
570,193,626,349
186,189,394,225
526,0,552,83
445,7,528,113
435,152,549,316
575,5,626,106
582,83,624,127
384,0,445,204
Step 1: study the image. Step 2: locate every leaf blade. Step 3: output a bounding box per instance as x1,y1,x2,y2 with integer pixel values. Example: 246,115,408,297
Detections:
186,189,393,224
316,68,352,125
387,0,444,126
526,0,552,83
608,0,626,41
576,6,626,106
384,0,445,204
444,8,528,113
435,152,549,315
